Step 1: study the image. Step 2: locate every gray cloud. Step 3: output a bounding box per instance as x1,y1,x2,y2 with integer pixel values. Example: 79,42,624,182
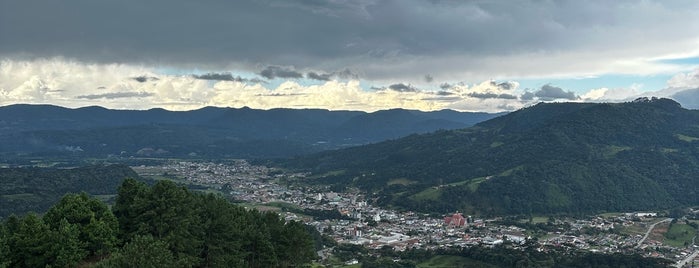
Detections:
521,91,536,101
388,83,419,92
77,92,154,100
306,69,359,81
439,83,452,90
534,84,578,100
259,66,304,80
306,72,332,81
2,1,696,80
334,69,359,80
194,72,267,84
194,72,240,81
468,92,518,100
131,76,159,83
496,81,516,90
424,74,434,83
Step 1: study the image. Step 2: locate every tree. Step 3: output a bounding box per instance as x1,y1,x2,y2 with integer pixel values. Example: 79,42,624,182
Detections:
112,178,150,242
94,235,179,268
48,218,86,267
197,194,246,267
0,223,10,268
7,213,52,268
43,192,119,257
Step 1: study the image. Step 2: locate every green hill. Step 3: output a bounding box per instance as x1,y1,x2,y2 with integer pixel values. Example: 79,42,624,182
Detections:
279,98,699,215
0,165,139,218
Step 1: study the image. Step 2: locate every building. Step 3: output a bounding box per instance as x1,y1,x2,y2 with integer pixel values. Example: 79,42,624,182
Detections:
444,212,467,227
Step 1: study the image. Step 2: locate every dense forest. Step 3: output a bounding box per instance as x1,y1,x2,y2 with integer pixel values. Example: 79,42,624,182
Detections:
0,165,138,218
0,179,317,268
280,98,699,215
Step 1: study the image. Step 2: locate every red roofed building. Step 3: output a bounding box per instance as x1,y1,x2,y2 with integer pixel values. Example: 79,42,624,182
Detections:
444,212,466,227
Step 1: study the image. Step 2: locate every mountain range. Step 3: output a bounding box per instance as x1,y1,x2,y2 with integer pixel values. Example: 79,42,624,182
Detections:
0,104,500,159
279,98,699,215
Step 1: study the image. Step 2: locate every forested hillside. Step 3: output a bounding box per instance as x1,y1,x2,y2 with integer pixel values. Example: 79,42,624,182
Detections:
280,98,699,215
0,165,138,218
0,179,317,268
0,104,500,159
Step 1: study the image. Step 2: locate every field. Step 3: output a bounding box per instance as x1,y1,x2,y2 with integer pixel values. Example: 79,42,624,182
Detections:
663,223,697,248
411,187,441,201
388,178,417,186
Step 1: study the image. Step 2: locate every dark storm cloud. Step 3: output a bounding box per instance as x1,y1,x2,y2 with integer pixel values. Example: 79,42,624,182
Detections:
2,0,692,78
306,72,332,81
467,92,518,100
77,92,153,100
259,66,304,80
388,83,419,92
534,84,578,100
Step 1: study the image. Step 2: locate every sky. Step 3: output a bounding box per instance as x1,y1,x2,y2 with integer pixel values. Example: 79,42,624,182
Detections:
1,0,699,112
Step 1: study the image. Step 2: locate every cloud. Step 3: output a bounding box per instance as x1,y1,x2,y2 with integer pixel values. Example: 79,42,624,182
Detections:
580,88,608,100
77,92,154,100
387,83,419,92
467,92,518,100
495,81,516,90
194,72,241,81
306,72,332,81
306,69,359,81
131,76,159,83
424,74,434,83
2,1,698,82
667,68,699,89
0,58,529,112
259,66,303,80
521,91,535,101
534,84,578,100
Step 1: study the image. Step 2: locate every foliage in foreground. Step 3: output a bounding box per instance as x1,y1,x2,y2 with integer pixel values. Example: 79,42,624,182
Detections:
0,179,317,268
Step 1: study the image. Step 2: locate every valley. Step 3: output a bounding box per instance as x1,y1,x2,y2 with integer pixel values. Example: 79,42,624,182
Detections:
133,160,698,267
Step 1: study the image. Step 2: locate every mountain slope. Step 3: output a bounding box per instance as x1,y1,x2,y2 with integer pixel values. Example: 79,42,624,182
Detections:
280,98,699,215
0,164,139,218
0,104,501,159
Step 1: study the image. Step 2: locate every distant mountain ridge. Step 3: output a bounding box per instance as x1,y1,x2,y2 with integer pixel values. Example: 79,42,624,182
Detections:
279,98,699,215
0,104,502,159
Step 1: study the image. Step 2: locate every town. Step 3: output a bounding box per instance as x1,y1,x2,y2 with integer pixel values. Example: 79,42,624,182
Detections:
133,161,699,267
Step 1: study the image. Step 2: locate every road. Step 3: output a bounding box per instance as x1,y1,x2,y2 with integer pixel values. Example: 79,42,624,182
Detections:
636,218,673,248
675,249,698,268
